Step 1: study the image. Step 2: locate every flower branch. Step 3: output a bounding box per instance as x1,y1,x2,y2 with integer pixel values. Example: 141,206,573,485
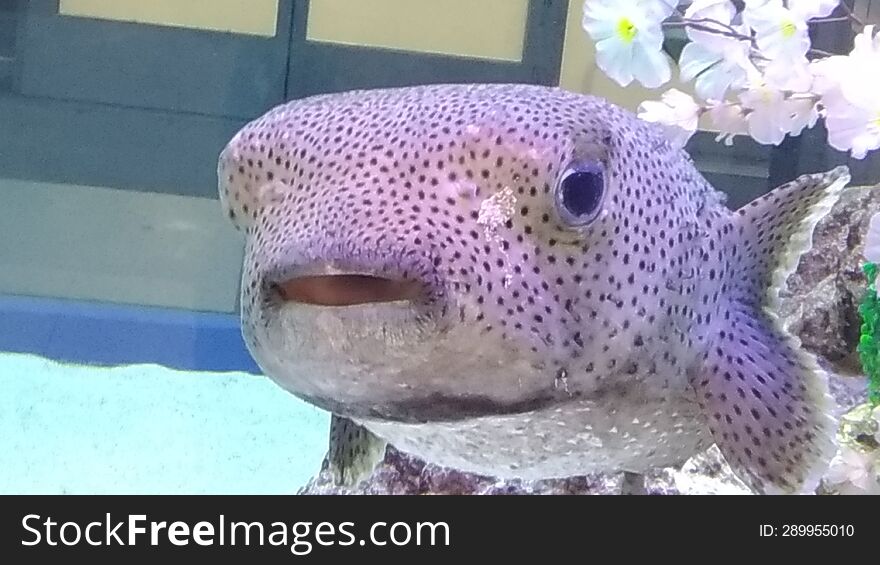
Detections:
581,0,880,159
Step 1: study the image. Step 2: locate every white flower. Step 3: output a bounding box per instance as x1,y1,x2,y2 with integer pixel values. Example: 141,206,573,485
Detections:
852,24,880,62
638,89,702,147
864,212,880,263
743,0,811,61
679,36,758,100
813,27,880,158
761,54,813,92
810,55,854,113
841,26,880,110
582,0,676,88
824,446,880,494
707,102,749,145
683,0,739,48
739,85,791,144
825,104,880,158
677,1,761,101
737,81,820,144
752,52,818,137
789,0,840,20
812,27,880,110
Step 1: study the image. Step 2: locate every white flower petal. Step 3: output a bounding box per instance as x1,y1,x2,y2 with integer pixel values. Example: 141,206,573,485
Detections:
637,89,700,147
747,114,786,144
784,98,819,137
595,36,635,87
852,25,880,60
583,18,619,41
762,56,813,91
685,0,737,21
582,1,630,41
694,58,751,101
739,85,796,145
636,24,667,50
631,43,671,88
708,102,748,145
679,42,720,83
581,0,673,88
684,0,739,47
825,104,880,159
840,27,880,110
790,0,840,20
643,0,677,21
744,0,811,60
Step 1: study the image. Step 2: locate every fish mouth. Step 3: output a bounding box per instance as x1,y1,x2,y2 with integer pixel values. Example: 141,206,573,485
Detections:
267,255,436,308
275,273,423,306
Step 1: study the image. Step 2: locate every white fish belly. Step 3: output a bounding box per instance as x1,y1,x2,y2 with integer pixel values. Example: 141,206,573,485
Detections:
362,395,711,479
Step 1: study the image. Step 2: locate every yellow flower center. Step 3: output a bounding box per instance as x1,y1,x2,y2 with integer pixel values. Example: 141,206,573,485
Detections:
781,19,797,38
617,17,637,43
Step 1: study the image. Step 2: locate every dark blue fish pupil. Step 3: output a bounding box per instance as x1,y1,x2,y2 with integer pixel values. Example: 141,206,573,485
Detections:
561,170,603,218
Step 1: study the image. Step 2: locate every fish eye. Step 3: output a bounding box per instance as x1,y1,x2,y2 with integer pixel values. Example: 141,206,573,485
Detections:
554,161,605,227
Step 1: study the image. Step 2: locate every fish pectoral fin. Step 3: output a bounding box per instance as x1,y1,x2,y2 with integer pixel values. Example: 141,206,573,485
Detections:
324,415,387,487
689,301,837,494
731,166,850,310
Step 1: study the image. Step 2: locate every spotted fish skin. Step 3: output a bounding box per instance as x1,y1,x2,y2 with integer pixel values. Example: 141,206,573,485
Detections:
219,84,848,493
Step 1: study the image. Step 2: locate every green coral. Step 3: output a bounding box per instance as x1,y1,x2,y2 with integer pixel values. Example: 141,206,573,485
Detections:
858,262,880,406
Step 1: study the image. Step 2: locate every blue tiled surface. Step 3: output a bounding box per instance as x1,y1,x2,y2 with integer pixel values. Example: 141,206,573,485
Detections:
0,294,259,374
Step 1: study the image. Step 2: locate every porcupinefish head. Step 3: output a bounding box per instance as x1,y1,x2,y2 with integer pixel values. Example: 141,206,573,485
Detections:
219,83,850,494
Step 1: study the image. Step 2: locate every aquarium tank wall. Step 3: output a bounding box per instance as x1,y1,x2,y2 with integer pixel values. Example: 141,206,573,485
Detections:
0,0,879,495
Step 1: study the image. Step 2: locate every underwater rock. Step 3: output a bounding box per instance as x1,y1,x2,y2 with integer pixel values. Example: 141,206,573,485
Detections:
779,184,880,370
297,444,754,495
820,402,880,495
300,183,880,496
299,446,617,495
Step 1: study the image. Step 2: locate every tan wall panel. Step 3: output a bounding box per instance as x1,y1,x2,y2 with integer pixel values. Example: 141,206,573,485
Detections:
59,0,278,37
307,0,528,62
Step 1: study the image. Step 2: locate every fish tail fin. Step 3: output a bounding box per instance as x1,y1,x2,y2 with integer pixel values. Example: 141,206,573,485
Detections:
323,415,387,487
690,167,851,493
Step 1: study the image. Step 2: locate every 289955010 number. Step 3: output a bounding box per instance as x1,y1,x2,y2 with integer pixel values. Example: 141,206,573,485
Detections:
778,525,854,537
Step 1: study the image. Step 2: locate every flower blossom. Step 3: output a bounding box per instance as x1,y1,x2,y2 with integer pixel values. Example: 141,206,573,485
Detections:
789,0,840,20
638,88,702,147
582,0,676,88
812,27,880,158
707,102,749,145
743,0,811,61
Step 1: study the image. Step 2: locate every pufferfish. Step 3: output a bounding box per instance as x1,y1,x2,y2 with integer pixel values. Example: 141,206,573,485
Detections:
217,83,851,494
